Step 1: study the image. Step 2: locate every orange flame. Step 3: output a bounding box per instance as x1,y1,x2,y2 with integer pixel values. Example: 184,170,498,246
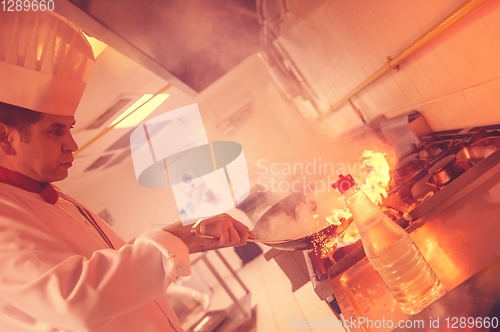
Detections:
319,151,393,257
360,150,391,205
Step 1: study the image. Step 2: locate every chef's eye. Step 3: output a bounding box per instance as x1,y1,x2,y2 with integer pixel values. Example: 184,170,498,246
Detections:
50,129,63,136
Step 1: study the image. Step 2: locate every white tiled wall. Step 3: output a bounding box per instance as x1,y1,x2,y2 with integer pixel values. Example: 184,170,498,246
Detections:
279,0,500,132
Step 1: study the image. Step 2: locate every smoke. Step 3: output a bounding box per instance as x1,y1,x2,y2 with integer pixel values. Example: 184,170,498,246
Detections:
253,191,346,241
251,120,398,242
88,0,261,92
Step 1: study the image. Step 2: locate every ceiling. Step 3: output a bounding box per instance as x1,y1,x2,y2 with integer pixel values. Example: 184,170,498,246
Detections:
63,0,262,93
61,44,193,191
52,0,292,196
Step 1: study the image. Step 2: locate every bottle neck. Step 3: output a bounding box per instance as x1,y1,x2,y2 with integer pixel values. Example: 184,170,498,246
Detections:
343,184,367,206
343,184,381,230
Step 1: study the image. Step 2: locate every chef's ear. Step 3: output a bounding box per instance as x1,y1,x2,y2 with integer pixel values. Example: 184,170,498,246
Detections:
0,122,16,156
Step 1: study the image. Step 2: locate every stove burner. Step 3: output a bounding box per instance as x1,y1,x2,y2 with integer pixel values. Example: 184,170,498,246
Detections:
303,123,500,318
395,153,423,181
456,144,497,170
322,125,500,275
428,154,465,189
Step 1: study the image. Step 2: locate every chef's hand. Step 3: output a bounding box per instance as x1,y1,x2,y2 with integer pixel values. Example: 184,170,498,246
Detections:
162,214,254,253
193,213,254,251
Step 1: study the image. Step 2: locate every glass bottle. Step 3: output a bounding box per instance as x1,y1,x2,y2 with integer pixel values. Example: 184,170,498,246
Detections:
334,174,446,315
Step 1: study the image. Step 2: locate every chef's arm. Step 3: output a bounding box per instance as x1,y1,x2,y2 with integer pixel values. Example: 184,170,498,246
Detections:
162,213,251,254
0,206,190,331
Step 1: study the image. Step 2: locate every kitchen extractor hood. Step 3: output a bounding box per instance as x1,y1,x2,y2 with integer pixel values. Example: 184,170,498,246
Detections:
57,0,262,94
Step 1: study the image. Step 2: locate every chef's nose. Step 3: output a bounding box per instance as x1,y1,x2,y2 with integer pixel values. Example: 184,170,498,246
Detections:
63,132,79,152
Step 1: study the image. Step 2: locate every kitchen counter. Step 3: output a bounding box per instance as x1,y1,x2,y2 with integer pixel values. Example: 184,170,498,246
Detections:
329,149,500,331
393,255,500,331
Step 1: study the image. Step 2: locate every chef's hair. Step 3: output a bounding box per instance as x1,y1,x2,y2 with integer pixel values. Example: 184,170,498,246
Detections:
0,102,43,142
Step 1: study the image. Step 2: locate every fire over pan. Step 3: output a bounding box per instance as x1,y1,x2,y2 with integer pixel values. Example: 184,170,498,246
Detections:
195,192,353,250
247,192,353,251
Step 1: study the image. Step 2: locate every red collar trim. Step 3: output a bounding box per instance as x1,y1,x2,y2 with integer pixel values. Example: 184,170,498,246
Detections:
0,166,59,204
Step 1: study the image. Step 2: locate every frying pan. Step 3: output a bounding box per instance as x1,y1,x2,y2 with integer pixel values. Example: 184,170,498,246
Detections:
198,192,353,251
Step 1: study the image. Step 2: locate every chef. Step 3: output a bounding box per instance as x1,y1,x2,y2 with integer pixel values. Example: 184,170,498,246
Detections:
0,11,250,332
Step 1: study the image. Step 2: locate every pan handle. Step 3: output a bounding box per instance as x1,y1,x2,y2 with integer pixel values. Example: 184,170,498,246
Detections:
196,233,293,244
191,219,298,245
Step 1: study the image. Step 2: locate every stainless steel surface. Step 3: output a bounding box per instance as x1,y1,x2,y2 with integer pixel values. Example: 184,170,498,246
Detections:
304,250,334,301
379,111,430,157
250,192,353,250
196,233,299,245
200,252,250,320
409,148,500,221
329,151,500,331
418,143,442,160
190,251,252,332
411,173,431,200
298,125,500,331
393,256,500,332
456,144,496,169
252,221,353,251
428,154,465,188
63,0,261,92
394,153,423,180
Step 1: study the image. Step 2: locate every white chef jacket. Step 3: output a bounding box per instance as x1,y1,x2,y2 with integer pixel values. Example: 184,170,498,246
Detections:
0,183,191,332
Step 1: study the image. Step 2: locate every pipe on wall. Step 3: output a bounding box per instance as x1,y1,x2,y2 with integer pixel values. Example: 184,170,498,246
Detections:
326,0,489,117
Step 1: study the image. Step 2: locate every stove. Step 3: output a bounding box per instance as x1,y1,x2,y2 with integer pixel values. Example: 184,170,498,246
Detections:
305,121,500,331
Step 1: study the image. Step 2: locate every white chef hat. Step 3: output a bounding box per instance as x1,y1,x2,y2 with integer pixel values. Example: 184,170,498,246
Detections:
0,11,95,116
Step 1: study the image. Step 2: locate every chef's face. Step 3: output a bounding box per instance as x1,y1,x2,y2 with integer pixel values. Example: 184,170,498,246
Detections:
10,113,78,182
